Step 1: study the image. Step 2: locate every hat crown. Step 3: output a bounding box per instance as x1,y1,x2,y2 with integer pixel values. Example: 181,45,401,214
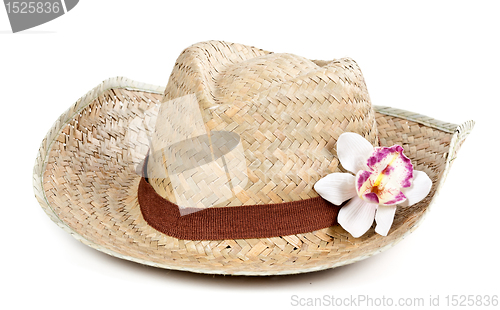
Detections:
147,41,378,211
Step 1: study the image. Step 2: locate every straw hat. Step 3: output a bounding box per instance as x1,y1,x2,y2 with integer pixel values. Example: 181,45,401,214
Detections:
33,41,473,275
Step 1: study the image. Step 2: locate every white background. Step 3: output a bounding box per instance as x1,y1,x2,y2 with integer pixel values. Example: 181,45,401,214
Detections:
1,1,499,309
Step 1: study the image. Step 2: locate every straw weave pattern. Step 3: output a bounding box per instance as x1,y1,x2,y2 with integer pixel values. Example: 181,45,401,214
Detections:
33,77,470,275
149,41,378,208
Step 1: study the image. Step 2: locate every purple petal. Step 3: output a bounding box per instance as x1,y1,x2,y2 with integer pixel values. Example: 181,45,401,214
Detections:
355,168,408,205
381,190,407,205
363,192,380,204
356,170,372,192
367,145,414,188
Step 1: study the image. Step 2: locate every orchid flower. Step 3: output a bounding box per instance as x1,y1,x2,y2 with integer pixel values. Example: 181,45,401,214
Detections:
314,132,432,238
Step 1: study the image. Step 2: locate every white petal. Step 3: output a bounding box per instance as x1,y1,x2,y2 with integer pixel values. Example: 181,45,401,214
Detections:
337,132,374,174
401,170,432,206
375,205,397,236
314,173,357,205
338,196,377,238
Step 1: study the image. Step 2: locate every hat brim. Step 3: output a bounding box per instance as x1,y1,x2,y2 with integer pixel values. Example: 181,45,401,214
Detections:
34,77,473,275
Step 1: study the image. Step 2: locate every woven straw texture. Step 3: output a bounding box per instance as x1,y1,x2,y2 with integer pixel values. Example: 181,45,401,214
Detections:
149,42,378,209
33,75,473,275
